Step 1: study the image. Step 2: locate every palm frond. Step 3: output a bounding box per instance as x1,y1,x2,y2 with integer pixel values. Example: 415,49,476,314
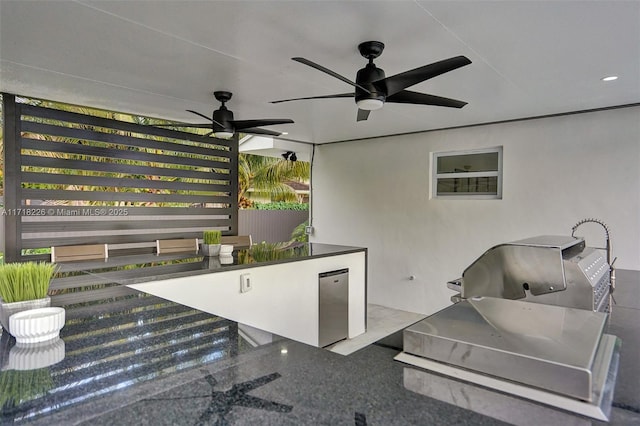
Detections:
238,153,309,203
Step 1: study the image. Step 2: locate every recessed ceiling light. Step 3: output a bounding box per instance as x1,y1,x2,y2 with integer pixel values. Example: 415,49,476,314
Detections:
601,76,618,82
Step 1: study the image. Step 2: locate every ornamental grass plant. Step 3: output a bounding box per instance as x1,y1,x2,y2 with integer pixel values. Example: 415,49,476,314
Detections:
0,262,57,303
203,230,222,245
247,241,308,262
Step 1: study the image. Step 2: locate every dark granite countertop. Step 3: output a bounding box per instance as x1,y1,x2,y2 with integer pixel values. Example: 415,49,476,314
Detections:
48,243,366,306
0,268,638,425
57,242,365,276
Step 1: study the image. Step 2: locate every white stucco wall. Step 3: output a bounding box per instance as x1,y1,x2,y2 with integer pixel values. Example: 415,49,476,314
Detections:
311,106,640,315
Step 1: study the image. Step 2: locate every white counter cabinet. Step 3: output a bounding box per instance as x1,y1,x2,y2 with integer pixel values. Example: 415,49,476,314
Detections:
128,247,366,347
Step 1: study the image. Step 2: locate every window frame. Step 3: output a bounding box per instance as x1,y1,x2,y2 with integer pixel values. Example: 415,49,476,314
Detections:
431,146,503,200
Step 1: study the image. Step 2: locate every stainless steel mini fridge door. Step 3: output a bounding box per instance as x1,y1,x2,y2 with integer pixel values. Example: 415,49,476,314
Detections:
319,269,349,347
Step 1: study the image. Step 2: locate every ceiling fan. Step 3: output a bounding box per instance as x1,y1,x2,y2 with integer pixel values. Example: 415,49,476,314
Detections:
271,41,471,121
154,91,294,138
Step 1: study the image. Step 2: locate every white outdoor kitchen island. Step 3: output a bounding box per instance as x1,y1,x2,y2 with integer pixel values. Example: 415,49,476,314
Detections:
124,243,367,348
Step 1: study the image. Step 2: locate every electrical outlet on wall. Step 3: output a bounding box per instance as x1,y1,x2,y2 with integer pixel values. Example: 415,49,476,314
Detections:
240,273,252,293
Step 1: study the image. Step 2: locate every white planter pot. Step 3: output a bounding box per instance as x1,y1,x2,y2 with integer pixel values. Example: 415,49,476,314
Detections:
219,244,234,255
9,307,66,344
201,243,221,256
0,296,51,335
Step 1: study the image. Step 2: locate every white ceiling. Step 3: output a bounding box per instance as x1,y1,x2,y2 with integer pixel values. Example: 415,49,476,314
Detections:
1,1,638,144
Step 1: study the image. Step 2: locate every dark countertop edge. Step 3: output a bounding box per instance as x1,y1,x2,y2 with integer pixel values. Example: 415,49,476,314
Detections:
208,245,367,273
121,244,367,286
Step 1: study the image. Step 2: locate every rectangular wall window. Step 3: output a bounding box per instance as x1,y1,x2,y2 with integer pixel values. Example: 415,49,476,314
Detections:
432,147,502,199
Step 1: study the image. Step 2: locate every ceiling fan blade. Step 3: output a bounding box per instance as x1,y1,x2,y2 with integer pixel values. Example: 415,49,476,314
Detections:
187,109,225,127
375,56,472,96
356,109,370,122
240,127,282,137
150,123,214,128
386,90,468,108
231,119,294,130
270,93,354,104
292,57,371,94
186,109,213,121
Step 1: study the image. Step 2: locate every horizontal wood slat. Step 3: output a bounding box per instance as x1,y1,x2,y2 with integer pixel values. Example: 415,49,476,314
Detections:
20,205,232,216
21,104,232,147
220,235,252,248
23,219,231,232
22,172,230,193
51,244,109,262
23,189,232,203
22,231,227,249
156,238,199,254
23,155,230,181
23,235,192,248
21,121,232,159
22,138,230,169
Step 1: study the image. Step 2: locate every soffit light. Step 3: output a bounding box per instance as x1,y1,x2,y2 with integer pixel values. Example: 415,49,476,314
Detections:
601,76,618,82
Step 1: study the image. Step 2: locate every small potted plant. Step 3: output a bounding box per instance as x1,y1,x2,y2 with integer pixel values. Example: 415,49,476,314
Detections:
0,262,57,333
201,230,222,256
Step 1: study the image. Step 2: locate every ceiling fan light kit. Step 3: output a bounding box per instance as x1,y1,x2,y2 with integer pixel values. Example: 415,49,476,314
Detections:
213,131,234,139
272,40,471,122
356,99,384,111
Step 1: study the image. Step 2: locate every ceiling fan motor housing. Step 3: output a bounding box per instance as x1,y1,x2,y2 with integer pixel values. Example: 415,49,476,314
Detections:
355,64,386,104
213,106,234,133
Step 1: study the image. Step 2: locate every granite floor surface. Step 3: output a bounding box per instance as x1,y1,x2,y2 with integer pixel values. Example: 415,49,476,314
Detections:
73,341,509,426
3,271,639,425
32,335,640,426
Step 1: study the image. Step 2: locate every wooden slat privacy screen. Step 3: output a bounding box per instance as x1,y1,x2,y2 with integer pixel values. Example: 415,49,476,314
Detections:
2,94,238,262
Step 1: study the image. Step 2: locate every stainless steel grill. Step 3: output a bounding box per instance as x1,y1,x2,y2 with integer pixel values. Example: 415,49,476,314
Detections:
395,224,620,421
447,235,612,312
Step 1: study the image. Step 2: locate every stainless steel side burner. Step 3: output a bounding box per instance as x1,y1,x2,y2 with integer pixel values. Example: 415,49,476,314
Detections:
396,297,620,420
